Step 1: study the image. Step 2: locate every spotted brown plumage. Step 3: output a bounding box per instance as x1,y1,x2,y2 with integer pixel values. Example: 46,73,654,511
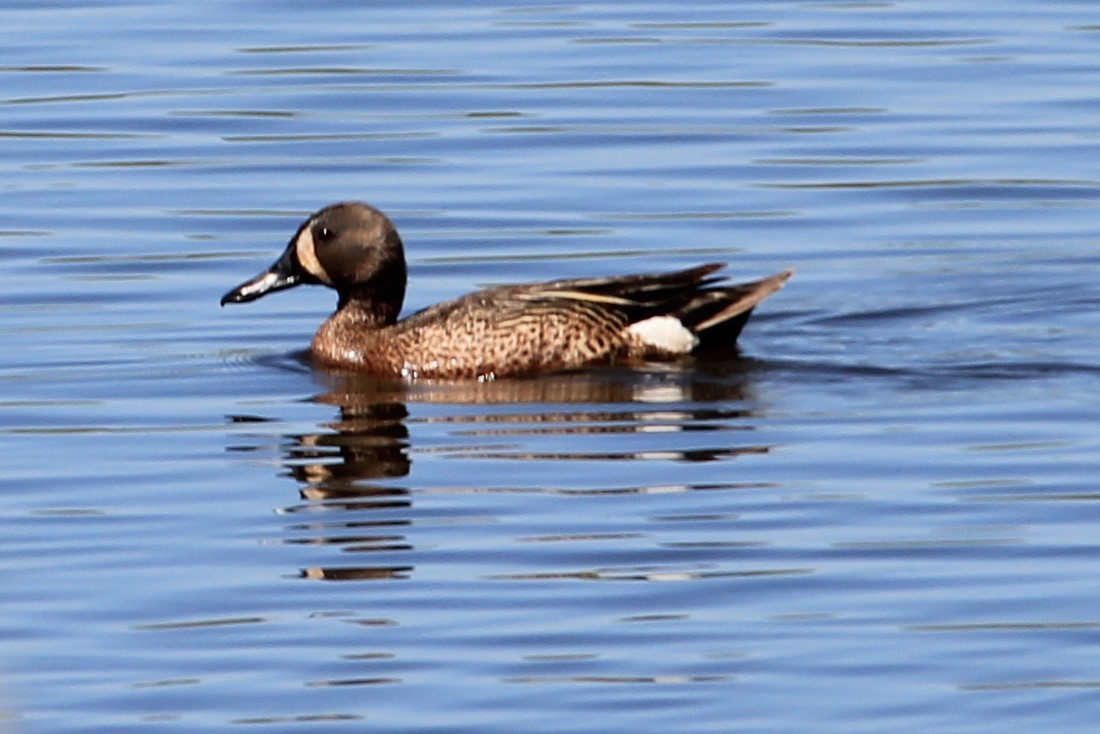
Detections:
221,201,792,380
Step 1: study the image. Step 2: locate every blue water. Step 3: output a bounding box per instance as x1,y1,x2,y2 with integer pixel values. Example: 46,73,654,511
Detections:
3,2,1100,732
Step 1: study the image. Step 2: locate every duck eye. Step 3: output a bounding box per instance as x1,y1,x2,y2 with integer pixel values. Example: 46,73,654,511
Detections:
316,225,334,244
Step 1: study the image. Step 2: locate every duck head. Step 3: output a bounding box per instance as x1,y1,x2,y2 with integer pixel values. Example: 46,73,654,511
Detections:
220,201,407,323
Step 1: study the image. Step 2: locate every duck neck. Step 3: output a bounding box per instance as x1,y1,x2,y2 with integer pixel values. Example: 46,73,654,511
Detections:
336,288,403,326
336,227,407,323
336,236,407,324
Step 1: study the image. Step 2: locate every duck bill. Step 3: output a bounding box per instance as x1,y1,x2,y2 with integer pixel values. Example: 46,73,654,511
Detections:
220,245,304,305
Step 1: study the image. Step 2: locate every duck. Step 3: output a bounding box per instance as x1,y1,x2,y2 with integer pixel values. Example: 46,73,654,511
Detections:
221,201,792,380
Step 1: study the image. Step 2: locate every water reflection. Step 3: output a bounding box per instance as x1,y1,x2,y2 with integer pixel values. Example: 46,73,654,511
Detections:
240,361,772,581
275,387,414,582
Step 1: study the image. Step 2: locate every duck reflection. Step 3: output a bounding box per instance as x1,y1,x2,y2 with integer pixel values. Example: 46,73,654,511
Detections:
243,357,771,581
275,380,415,582
389,364,771,464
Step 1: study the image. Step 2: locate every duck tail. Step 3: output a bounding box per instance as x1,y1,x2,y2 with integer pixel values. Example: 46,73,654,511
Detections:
678,269,793,346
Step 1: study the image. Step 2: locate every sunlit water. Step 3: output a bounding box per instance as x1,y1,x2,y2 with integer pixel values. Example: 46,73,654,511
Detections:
2,2,1100,732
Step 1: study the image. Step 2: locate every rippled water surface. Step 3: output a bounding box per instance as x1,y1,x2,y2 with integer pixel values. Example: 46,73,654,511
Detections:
3,2,1100,732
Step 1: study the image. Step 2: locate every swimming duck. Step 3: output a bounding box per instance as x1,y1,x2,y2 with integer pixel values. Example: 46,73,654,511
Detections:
221,201,791,380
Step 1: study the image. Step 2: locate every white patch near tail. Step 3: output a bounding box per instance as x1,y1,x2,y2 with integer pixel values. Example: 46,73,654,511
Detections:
627,316,698,354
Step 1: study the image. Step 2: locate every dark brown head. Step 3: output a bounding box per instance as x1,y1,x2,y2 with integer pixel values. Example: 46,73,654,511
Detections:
220,201,407,323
